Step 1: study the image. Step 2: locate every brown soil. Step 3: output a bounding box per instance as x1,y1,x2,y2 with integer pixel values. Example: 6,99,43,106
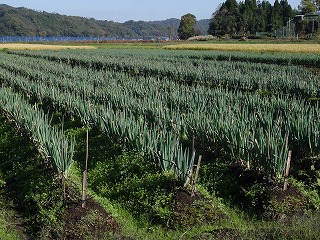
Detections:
62,197,119,240
172,189,226,229
270,184,303,202
265,184,309,221
175,189,200,205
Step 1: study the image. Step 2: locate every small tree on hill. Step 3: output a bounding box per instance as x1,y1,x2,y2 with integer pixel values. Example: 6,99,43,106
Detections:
178,13,197,40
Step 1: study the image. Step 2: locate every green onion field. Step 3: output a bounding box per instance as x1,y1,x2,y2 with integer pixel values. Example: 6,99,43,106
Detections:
0,46,319,239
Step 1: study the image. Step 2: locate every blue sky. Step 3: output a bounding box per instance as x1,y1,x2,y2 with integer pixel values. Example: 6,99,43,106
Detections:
2,1,301,22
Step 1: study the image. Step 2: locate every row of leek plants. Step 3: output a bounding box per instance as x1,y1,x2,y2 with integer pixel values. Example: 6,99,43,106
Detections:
10,48,320,68
8,49,320,98
0,54,318,176
0,85,74,180
0,57,319,178
0,52,317,121
0,68,195,185
0,52,318,144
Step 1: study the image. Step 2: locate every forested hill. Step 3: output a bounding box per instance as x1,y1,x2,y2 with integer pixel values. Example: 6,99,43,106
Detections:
0,4,210,38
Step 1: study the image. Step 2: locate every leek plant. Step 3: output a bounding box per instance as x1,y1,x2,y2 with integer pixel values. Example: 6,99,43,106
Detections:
0,85,74,179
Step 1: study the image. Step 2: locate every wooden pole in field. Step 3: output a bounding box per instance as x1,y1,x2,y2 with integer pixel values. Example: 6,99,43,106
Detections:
283,150,292,191
61,113,66,202
81,170,87,208
82,128,89,208
192,130,195,154
191,155,202,197
266,129,271,177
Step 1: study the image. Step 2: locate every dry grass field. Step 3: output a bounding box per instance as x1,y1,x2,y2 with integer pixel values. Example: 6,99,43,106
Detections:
164,43,320,54
0,43,96,50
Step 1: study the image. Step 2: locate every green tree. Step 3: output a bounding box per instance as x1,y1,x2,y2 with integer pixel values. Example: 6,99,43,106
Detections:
280,0,293,25
299,0,317,13
178,13,197,40
208,0,240,36
242,0,257,34
270,0,283,31
261,1,273,32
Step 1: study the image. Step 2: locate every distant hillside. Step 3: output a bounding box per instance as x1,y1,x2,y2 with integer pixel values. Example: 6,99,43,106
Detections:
0,4,210,39
123,18,209,39
196,19,211,35
0,4,138,38
123,18,181,39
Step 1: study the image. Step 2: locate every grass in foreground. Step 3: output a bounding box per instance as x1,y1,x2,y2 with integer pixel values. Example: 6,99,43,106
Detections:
0,114,63,239
0,209,23,240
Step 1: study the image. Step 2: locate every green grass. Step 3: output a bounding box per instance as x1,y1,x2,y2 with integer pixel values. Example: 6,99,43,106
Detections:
0,207,23,240
0,114,64,239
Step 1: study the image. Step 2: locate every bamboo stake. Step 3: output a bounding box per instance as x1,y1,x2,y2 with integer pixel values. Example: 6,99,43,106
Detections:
85,129,89,171
192,130,195,154
191,155,202,198
62,173,66,203
267,129,270,177
82,170,87,208
61,113,66,202
82,128,89,208
283,150,292,191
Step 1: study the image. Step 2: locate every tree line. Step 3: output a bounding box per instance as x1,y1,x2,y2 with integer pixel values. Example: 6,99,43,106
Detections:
177,0,319,39
207,0,294,36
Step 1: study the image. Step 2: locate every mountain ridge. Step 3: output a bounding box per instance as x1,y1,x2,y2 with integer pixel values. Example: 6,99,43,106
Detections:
0,4,210,39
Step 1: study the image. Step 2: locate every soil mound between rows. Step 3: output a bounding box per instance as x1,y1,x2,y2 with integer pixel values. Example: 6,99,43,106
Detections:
63,198,119,239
